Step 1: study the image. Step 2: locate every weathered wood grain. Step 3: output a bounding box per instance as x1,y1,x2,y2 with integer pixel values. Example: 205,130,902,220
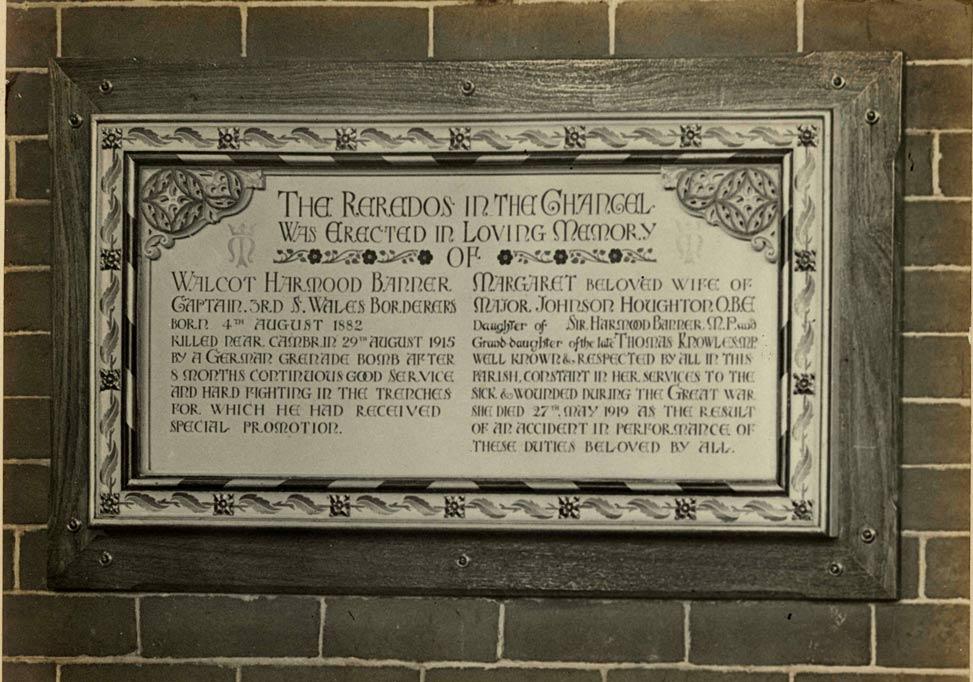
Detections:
49,61,97,583
55,54,896,117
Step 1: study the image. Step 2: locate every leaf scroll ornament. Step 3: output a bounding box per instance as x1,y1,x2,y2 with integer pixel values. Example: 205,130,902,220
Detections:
140,168,265,260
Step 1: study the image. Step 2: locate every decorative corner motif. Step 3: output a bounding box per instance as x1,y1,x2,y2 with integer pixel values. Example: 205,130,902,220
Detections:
564,126,586,149
797,124,818,147
213,493,235,516
217,127,241,150
101,127,123,150
99,492,121,515
99,369,121,391
794,249,816,272
663,167,780,263
674,498,697,520
791,499,813,521
679,124,702,147
558,496,581,519
335,127,358,151
793,373,815,395
99,248,122,271
444,495,466,519
449,127,472,151
140,168,265,260
329,494,351,518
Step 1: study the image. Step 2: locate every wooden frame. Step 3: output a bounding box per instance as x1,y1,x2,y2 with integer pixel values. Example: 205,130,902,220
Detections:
50,55,901,597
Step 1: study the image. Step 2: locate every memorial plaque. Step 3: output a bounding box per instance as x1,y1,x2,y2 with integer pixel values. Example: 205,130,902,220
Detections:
90,115,827,531
51,56,900,596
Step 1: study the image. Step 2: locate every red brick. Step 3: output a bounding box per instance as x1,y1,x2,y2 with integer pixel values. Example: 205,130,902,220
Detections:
2,662,57,682
428,670,599,682
906,66,972,130
4,334,52,395
140,596,320,657
61,665,236,682
925,536,970,598
5,270,51,332
875,603,969,668
6,8,56,68
612,672,786,682
900,535,920,599
689,601,870,665
3,529,14,590
902,270,970,332
902,403,970,465
322,597,499,661
4,595,137,656
615,0,795,57
903,201,971,266
804,0,972,59
19,528,47,590
904,135,934,196
5,203,52,266
903,337,970,398
435,3,609,59
248,8,427,61
904,135,933,196
504,599,683,663
62,8,240,60
243,668,418,682
5,72,50,135
902,468,970,531
3,462,49,525
940,133,972,197
14,139,51,200
794,670,970,682
3,397,51,459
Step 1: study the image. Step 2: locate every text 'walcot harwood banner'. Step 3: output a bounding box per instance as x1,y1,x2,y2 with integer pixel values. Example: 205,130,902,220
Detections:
90,116,830,531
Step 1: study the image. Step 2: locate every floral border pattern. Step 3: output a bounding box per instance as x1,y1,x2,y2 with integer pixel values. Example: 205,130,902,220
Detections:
117,490,812,524
90,116,827,530
120,122,807,153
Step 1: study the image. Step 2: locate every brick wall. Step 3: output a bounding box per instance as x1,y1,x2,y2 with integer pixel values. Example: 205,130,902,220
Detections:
4,0,971,679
